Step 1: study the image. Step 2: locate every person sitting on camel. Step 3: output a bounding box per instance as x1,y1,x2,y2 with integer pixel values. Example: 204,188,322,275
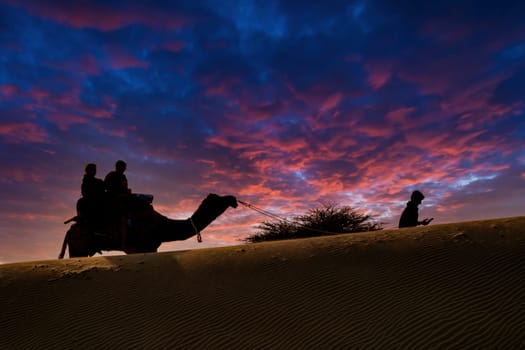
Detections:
82,163,105,199
103,160,135,247
77,163,105,227
104,160,131,195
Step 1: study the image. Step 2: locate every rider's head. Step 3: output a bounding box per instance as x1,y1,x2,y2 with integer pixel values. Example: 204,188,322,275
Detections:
84,163,97,177
411,190,425,204
115,160,127,174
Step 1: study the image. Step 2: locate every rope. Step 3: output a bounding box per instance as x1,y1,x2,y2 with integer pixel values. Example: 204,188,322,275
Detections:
190,217,202,243
238,199,345,236
237,200,290,223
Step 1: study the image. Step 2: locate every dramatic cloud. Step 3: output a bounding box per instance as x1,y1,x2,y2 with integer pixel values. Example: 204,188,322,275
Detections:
1,0,524,263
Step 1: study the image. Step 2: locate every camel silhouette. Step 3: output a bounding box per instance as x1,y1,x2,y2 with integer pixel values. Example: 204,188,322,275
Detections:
59,193,237,258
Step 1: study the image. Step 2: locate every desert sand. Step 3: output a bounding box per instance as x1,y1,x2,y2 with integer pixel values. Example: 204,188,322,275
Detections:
1,216,524,349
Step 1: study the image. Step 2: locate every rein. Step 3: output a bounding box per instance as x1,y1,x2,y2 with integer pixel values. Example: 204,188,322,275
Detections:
190,217,202,243
237,200,291,223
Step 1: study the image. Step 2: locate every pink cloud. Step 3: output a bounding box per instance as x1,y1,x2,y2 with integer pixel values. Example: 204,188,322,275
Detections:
42,54,101,76
81,54,101,75
26,88,51,104
206,123,316,177
437,130,487,156
45,113,90,131
305,174,347,194
4,1,191,31
3,211,59,221
0,167,45,184
1,84,20,97
0,122,48,143
105,46,149,70
238,184,284,198
420,18,473,45
279,77,340,114
395,45,508,98
440,72,523,126
386,107,416,124
244,100,288,121
435,202,464,212
319,93,343,113
361,124,396,138
205,83,230,97
163,40,186,53
365,61,392,90
20,86,116,130
77,101,115,119
198,72,243,98
93,124,128,138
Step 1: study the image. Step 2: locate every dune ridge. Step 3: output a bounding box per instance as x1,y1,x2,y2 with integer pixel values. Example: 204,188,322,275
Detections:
1,216,525,349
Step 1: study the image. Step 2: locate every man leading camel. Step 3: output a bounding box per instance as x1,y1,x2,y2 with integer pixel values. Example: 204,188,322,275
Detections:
398,190,433,228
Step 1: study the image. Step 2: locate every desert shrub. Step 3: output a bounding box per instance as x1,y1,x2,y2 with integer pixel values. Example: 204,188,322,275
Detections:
244,204,383,243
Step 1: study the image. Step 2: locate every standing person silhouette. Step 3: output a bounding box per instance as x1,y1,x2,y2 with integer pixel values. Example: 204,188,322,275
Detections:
398,190,433,228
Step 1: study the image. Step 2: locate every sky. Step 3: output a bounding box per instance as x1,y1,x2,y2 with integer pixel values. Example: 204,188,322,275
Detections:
1,0,524,264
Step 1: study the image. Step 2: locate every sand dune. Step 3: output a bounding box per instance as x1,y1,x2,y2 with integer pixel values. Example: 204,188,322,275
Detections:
1,216,525,349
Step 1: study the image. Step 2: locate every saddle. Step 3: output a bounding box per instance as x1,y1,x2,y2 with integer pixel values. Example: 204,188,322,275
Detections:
67,193,154,250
